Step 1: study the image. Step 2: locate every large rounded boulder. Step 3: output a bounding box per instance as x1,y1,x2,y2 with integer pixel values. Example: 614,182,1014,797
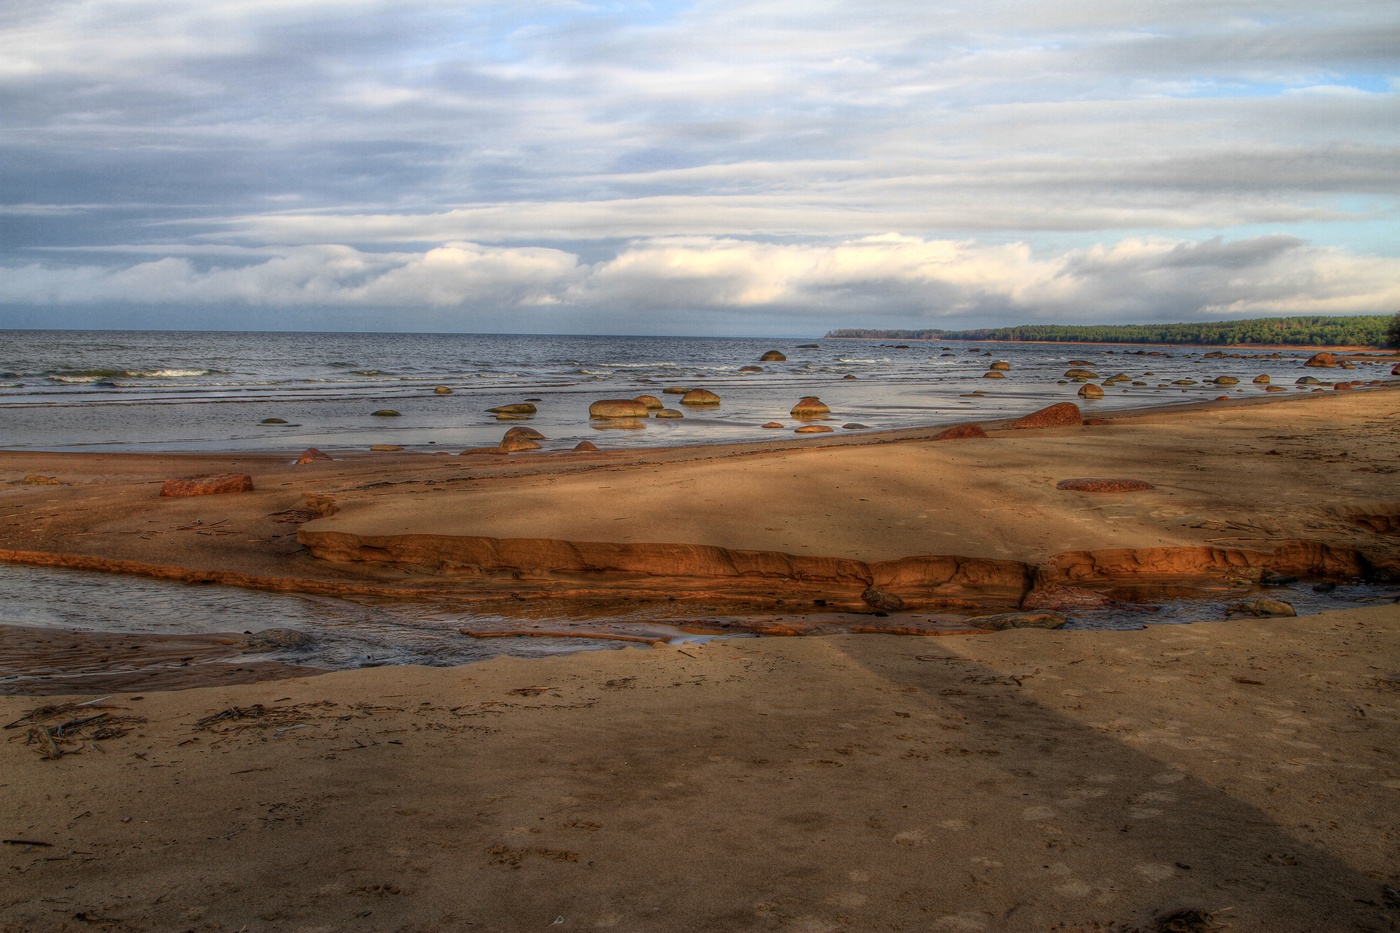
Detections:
790,396,830,418
589,399,651,419
680,388,722,406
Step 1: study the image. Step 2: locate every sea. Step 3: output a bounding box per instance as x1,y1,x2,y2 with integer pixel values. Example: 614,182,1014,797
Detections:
3,329,1394,685
0,329,1349,453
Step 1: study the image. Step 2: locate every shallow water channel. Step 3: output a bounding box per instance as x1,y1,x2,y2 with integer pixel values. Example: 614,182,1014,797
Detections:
1,563,1396,688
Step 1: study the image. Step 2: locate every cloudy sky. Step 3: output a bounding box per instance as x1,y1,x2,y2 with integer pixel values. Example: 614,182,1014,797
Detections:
1,0,1397,335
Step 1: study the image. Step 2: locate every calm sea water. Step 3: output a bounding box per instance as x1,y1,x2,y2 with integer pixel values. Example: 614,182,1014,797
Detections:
0,329,1358,452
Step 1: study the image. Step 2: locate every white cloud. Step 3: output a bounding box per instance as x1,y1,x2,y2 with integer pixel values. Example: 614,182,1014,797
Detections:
4,235,1396,325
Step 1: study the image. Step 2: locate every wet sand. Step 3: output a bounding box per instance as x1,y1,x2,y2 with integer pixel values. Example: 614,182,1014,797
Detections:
2,611,1397,932
1,385,1399,931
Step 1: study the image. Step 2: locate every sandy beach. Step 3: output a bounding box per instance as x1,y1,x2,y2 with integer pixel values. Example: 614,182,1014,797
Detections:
2,386,1399,931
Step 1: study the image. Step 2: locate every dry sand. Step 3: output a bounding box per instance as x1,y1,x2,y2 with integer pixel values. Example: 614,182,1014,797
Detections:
2,388,1399,931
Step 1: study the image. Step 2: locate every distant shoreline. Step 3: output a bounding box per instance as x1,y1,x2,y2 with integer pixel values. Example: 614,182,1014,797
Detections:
823,336,1394,353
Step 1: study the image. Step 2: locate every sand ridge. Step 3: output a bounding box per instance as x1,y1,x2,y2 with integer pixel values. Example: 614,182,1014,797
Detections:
1,389,1398,615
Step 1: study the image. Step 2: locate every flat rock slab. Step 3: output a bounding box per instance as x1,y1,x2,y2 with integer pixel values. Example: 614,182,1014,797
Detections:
1056,477,1155,493
159,473,254,497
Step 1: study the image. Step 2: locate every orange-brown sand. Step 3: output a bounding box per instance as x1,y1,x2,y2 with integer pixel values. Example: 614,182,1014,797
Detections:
1,387,1398,931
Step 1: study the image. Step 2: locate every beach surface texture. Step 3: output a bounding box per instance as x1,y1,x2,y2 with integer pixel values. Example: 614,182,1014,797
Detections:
1,387,1398,931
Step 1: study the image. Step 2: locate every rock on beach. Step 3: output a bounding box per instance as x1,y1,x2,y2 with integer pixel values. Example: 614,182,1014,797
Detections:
1008,403,1083,429
159,473,254,498
1056,478,1155,493
932,423,988,440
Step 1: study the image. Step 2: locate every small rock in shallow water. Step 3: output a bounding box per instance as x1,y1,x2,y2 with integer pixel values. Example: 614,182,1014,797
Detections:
242,628,314,651
1020,585,1116,610
295,448,333,465
371,409,400,417
1259,570,1298,586
790,396,830,418
861,586,906,612
967,611,1067,631
1228,597,1296,617
589,399,651,418
680,388,721,406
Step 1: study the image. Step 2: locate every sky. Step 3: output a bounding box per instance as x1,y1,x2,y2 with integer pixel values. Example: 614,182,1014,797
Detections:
1,0,1397,336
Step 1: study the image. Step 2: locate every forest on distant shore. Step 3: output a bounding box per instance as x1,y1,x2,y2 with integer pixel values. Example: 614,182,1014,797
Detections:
826,315,1399,347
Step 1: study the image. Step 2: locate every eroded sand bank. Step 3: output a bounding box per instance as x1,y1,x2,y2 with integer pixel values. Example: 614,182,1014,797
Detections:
2,389,1398,616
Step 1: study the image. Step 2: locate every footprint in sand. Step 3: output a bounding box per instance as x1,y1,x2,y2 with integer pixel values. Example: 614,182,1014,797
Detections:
1055,879,1095,898
1134,862,1177,882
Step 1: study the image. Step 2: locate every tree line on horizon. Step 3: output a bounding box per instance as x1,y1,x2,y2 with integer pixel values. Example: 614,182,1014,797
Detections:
826,314,1400,347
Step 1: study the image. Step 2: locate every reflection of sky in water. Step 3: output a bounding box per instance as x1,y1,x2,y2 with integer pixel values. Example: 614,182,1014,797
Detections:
1,330,1374,453
0,564,654,672
1059,583,1399,631
2,564,1394,676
